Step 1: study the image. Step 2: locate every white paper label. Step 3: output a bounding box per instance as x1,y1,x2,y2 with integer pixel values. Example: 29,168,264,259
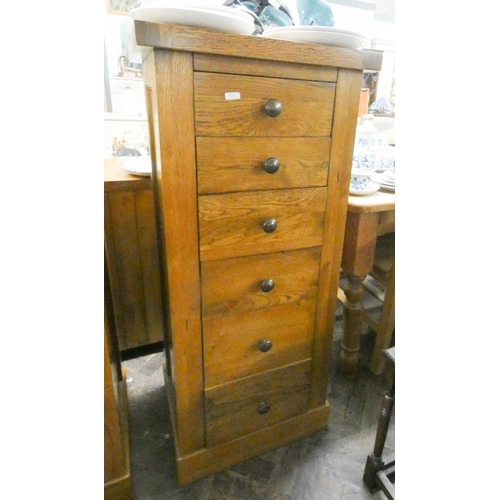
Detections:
224,92,241,101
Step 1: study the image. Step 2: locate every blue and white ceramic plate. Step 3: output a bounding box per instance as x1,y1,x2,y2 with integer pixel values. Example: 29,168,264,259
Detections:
374,172,395,186
349,181,380,196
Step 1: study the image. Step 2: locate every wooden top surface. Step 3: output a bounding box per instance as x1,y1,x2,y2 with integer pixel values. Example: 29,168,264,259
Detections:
347,189,395,214
133,21,383,71
104,157,152,192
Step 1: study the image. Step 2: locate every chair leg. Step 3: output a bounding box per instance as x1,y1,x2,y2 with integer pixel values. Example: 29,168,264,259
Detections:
363,350,395,497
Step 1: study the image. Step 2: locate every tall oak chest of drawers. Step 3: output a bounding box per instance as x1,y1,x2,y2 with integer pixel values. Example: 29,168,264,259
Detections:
135,21,382,484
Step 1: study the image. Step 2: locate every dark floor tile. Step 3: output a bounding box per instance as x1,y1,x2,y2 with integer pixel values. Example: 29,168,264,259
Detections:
138,352,165,377
122,328,395,500
228,455,276,484
340,481,389,500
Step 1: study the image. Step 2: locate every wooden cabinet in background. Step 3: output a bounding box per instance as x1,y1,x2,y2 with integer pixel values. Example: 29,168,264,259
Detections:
104,158,163,352
104,254,131,499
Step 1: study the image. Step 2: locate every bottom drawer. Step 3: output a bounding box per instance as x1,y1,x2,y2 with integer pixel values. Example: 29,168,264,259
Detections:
205,360,311,447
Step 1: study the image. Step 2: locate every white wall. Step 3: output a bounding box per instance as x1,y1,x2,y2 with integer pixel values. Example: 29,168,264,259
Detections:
286,0,395,42
103,1,396,155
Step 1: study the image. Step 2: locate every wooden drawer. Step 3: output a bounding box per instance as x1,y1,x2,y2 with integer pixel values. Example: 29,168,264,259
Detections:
194,72,335,137
205,360,311,447
196,137,330,194
198,187,327,261
202,247,320,386
203,298,316,387
201,247,321,317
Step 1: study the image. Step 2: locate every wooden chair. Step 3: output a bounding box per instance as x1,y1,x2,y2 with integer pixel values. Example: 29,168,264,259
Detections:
363,347,395,498
363,231,395,374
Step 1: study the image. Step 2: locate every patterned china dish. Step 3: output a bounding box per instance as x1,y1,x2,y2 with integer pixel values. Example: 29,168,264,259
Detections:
368,97,395,116
349,168,379,195
381,170,395,184
373,170,395,192
374,151,395,172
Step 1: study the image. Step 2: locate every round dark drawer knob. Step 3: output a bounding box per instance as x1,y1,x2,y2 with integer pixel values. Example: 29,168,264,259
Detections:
258,401,271,414
263,157,280,174
262,218,277,233
260,279,275,293
264,99,282,117
259,339,273,352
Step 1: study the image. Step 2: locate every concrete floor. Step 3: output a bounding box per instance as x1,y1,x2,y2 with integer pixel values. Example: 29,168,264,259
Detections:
122,298,395,499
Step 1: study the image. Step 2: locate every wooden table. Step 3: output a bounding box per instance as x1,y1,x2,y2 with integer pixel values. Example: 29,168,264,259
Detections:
339,189,395,378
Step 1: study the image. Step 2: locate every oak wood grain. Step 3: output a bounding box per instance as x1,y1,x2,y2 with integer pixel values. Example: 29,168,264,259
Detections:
104,157,151,192
133,22,381,484
104,268,131,499
342,211,379,276
377,210,396,236
133,21,382,71
310,68,363,408
196,137,330,194
105,190,149,350
143,49,206,455
194,53,338,82
134,190,163,344
176,403,329,485
198,187,327,261
203,298,316,388
201,247,321,317
104,330,128,485
347,190,395,213
194,72,335,137
104,185,163,351
205,360,312,447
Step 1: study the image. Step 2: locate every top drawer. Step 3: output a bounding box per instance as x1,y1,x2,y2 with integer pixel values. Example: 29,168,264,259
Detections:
194,73,336,137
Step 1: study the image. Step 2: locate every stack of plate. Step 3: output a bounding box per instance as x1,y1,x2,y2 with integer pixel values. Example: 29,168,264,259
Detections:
129,1,256,35
374,145,396,173
374,170,395,192
263,26,369,50
120,157,152,177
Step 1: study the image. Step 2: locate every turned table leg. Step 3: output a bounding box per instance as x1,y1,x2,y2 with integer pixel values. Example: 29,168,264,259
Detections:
340,211,378,378
340,274,366,378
